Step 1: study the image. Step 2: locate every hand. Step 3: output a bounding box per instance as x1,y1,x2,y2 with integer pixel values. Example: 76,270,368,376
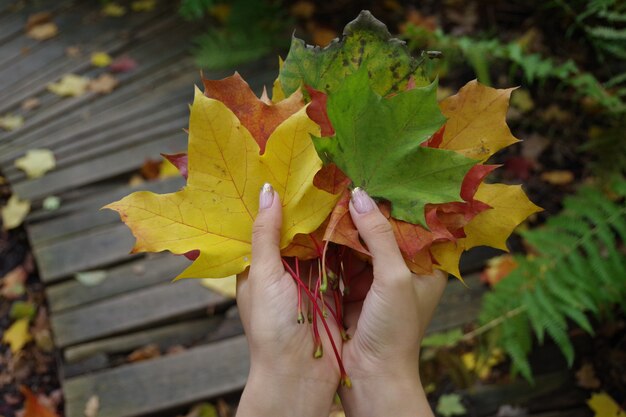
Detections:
339,188,448,417
236,183,341,417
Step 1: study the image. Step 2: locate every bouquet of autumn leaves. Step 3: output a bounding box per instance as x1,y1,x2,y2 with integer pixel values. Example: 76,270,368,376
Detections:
106,11,540,380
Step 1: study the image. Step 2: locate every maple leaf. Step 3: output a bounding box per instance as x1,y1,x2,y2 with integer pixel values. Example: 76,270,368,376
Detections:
464,183,542,250
430,183,541,278
314,67,477,226
14,149,56,179
279,10,429,97
3,318,32,353
202,72,304,153
106,88,339,279
439,80,519,162
19,386,59,417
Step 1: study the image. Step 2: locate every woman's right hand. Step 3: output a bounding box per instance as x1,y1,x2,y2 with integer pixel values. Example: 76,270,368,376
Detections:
339,188,448,417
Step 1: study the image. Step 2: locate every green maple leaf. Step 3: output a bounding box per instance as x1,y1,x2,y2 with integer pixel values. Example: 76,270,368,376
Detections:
313,67,477,226
278,10,429,97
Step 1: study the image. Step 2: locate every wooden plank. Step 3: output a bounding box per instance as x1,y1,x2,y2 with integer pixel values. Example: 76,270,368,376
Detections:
12,131,186,201
64,317,225,363
0,15,190,145
34,223,136,283
6,107,189,183
0,4,176,113
45,253,190,312
51,279,229,347
0,57,195,168
63,335,249,417
426,273,484,335
28,177,184,246
26,176,184,223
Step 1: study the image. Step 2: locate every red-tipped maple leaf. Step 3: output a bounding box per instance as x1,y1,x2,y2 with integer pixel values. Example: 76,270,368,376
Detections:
306,86,334,136
202,72,304,153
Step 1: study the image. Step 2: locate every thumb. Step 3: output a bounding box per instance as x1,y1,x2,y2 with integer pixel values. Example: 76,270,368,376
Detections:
250,183,284,279
349,187,410,281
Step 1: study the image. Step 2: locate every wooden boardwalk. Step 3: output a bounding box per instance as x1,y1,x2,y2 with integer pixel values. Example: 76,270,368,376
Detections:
0,2,591,417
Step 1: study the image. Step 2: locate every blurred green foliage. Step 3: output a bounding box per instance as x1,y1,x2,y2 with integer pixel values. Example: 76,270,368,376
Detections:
178,0,289,70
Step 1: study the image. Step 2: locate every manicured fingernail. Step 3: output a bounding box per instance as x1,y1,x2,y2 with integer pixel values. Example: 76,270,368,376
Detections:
351,187,375,214
259,183,274,210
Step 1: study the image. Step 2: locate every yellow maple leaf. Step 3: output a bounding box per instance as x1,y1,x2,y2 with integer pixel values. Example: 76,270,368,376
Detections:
106,88,339,279
587,392,626,417
464,183,542,251
2,317,32,353
439,80,519,162
47,74,90,97
91,52,112,68
430,239,465,280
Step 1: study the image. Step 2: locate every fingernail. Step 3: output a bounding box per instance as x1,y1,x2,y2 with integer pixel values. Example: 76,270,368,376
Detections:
259,183,274,210
351,187,375,214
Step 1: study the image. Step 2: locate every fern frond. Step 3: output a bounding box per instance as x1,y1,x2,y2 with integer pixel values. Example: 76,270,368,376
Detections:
478,180,626,382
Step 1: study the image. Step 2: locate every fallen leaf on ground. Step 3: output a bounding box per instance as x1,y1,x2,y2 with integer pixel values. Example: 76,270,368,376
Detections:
31,308,54,352
421,328,463,348
75,270,107,286
42,196,61,211
26,22,58,40
91,52,112,67
309,23,337,47
65,46,81,57
0,114,24,131
88,73,118,94
436,393,467,417
1,195,31,230
496,405,528,416
291,1,315,19
9,301,36,320
127,344,161,362
186,403,218,417
1,266,28,299
21,97,41,111
25,12,52,31
576,363,601,389
84,395,99,417
481,254,518,286
587,392,626,417
19,386,59,417
200,276,236,298
14,149,56,179
540,170,574,185
140,159,162,180
102,2,126,16
47,74,90,97
109,55,137,73
106,88,339,279
510,88,534,113
131,0,156,12
3,318,32,353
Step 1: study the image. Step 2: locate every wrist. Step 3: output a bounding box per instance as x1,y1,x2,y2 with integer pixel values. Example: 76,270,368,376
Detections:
237,365,337,417
339,374,433,417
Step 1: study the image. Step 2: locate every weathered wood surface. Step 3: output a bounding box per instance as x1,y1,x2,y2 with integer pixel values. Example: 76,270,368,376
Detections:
45,254,190,313
51,279,230,347
63,335,250,417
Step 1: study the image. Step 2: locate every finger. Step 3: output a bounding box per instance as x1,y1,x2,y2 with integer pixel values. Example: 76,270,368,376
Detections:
348,187,410,280
250,183,284,280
